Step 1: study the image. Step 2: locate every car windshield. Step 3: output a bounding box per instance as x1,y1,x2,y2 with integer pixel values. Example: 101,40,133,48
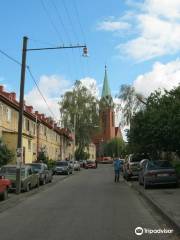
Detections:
130,154,148,162
147,161,173,170
30,164,42,171
56,162,68,166
0,167,25,176
87,161,94,164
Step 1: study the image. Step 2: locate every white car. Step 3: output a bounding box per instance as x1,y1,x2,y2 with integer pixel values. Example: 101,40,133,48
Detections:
74,161,80,171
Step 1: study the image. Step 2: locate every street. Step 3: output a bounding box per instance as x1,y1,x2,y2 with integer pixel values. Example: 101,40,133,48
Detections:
0,165,179,240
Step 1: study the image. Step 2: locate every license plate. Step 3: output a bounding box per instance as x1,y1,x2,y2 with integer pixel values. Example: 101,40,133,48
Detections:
157,173,169,177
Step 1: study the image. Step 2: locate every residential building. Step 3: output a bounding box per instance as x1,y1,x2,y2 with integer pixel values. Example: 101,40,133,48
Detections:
0,85,73,164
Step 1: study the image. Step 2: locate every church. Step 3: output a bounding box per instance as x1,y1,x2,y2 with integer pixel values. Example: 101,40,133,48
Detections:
93,66,122,159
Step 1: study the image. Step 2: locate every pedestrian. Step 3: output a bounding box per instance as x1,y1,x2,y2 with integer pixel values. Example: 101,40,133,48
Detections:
113,157,121,182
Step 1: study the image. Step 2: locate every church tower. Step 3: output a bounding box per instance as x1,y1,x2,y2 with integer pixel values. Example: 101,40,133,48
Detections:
99,65,116,141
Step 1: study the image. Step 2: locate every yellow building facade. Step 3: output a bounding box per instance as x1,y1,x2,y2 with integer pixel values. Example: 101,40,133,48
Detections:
0,86,73,164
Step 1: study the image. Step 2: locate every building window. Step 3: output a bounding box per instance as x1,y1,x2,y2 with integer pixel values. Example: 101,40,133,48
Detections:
26,119,30,131
33,123,36,135
6,108,11,122
28,140,31,151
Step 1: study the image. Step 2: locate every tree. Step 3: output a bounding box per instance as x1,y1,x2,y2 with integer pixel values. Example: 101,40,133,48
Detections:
0,138,14,166
59,80,100,157
117,84,146,125
37,147,49,163
104,138,126,158
128,86,180,158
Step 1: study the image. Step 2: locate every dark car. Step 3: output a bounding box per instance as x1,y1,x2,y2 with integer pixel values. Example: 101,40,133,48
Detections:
27,163,53,185
0,165,39,192
53,161,72,175
140,160,178,189
86,160,96,169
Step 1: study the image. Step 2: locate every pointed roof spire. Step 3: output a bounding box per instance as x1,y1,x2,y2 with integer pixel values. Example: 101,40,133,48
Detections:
101,65,111,98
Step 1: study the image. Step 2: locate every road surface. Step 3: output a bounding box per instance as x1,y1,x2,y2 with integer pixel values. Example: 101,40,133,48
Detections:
0,165,179,240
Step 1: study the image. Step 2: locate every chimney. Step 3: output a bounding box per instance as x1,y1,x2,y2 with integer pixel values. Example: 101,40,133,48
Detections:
0,85,4,92
26,105,33,113
10,92,16,101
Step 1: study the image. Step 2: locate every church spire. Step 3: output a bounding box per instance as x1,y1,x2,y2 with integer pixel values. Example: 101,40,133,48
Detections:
101,65,111,98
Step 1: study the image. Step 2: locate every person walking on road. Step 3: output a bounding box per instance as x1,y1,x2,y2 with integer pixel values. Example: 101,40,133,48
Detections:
113,157,121,182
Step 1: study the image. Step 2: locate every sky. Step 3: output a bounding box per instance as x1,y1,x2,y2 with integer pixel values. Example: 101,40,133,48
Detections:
1,0,180,124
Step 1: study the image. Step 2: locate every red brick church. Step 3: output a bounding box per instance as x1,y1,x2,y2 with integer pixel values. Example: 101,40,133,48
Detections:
93,66,122,158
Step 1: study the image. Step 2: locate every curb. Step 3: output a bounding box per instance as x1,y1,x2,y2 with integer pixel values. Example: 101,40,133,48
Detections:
128,182,180,235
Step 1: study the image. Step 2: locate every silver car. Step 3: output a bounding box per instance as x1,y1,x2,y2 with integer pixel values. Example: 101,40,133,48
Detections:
140,160,178,189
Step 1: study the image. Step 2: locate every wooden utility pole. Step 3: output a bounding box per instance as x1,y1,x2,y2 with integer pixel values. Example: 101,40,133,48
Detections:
16,36,28,194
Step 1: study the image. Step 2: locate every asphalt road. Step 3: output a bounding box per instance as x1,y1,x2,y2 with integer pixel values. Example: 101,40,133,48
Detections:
0,165,179,240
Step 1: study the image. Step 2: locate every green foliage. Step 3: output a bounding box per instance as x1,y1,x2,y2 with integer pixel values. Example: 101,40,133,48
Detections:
59,80,100,154
128,86,180,157
75,148,90,160
37,149,49,163
104,138,126,158
172,160,180,176
0,138,14,166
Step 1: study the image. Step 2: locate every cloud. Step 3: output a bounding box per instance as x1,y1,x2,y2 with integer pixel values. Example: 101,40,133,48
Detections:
103,0,180,61
97,20,131,32
133,59,180,96
80,77,100,97
25,75,71,120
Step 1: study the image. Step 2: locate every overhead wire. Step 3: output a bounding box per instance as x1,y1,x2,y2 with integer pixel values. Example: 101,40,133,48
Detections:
61,0,86,79
0,48,58,121
40,0,64,43
27,66,59,121
73,0,86,44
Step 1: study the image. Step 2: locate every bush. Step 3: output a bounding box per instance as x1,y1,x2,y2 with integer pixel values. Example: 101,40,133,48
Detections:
172,160,180,177
0,139,14,167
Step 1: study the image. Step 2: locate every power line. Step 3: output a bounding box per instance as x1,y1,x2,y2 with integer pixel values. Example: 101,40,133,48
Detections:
0,48,58,121
40,0,64,43
73,0,86,44
50,0,72,44
27,66,59,121
0,49,21,66
61,0,79,43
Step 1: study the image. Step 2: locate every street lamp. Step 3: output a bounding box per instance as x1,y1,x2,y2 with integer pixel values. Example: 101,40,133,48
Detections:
16,36,88,193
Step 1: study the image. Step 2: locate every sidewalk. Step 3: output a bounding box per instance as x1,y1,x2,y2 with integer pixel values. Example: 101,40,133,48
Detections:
129,181,180,234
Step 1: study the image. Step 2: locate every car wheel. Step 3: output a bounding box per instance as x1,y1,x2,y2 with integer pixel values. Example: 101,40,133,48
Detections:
42,178,46,185
2,188,8,200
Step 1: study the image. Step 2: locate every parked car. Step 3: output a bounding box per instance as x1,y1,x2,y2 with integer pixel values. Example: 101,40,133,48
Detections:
123,153,149,180
53,161,72,175
140,160,178,189
74,161,80,171
138,159,149,185
79,160,84,168
0,175,11,201
0,165,39,192
69,160,74,171
27,163,53,185
83,160,88,169
86,160,96,169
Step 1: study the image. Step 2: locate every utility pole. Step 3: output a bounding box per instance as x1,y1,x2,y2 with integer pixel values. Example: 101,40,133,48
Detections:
16,36,28,194
73,113,76,172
